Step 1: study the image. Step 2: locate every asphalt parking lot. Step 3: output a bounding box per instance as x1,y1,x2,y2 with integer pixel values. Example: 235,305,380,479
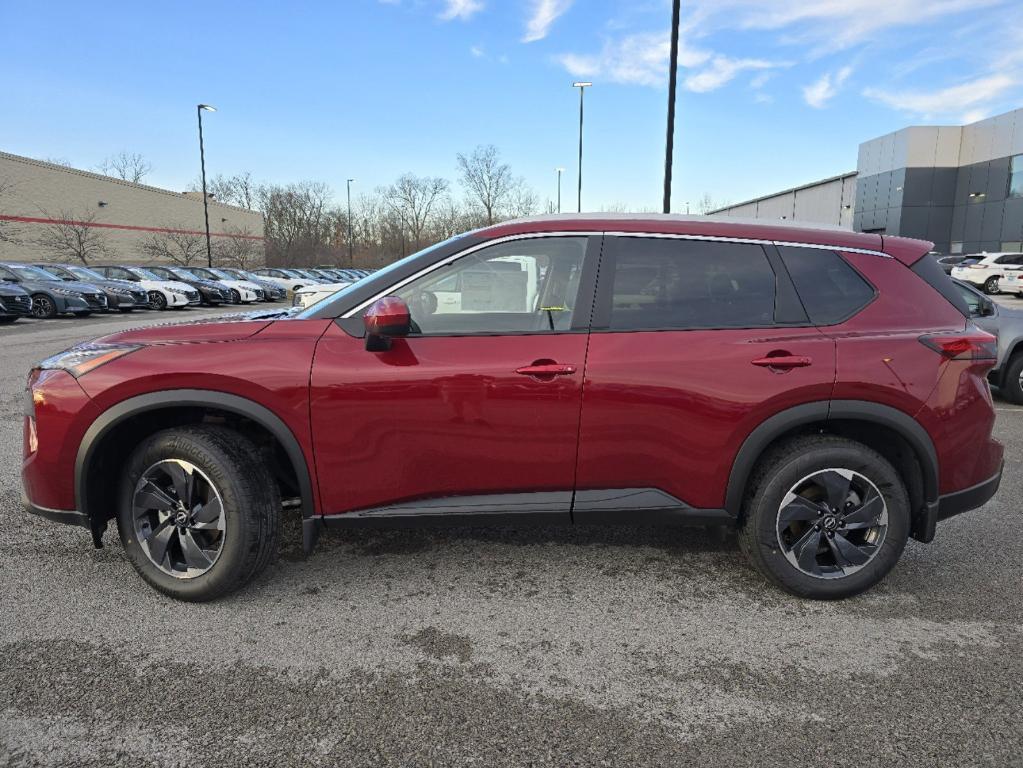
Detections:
2,302,1022,767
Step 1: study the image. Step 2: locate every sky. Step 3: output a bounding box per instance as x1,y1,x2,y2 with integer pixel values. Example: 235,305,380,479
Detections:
2,0,1022,212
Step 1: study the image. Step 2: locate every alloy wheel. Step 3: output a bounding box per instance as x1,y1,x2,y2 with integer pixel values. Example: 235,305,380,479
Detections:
31,295,56,319
776,468,888,579
132,459,226,579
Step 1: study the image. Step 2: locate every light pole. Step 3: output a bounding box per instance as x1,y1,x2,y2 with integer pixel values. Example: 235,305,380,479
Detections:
556,167,565,213
196,104,216,267
573,82,591,212
346,178,355,265
663,0,681,214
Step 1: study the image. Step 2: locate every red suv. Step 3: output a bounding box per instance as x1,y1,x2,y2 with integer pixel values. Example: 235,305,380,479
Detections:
22,215,1003,601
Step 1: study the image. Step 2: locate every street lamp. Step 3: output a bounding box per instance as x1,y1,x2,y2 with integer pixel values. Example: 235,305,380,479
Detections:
196,103,216,267
556,167,565,213
573,82,591,213
662,0,681,214
346,178,355,265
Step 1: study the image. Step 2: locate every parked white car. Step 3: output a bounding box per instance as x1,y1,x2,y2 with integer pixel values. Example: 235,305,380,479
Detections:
253,268,319,294
179,266,262,303
951,253,1023,294
95,265,200,310
1000,269,1023,295
292,282,351,308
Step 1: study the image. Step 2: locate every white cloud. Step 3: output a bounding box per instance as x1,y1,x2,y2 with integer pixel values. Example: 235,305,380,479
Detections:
802,65,853,108
556,31,785,91
470,45,485,58
754,92,774,104
862,73,1015,120
439,0,483,21
523,0,573,43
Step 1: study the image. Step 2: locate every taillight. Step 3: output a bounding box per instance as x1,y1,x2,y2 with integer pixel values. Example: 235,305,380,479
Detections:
919,328,998,360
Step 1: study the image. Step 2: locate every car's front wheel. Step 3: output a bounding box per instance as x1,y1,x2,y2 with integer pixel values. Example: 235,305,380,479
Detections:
149,291,168,310
117,425,281,601
983,276,1000,294
738,435,909,599
31,294,57,319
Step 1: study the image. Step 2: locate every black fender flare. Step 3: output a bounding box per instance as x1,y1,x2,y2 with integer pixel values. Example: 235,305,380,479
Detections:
724,399,939,516
75,389,317,543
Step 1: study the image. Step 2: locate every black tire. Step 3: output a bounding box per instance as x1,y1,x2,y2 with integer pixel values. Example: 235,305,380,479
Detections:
1001,353,1023,404
229,288,241,304
31,294,57,319
983,276,1000,294
738,435,909,599
149,291,168,310
116,425,281,601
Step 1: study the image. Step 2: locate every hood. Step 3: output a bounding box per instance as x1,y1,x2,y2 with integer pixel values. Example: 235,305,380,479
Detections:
18,278,103,293
96,315,276,345
298,281,350,293
91,278,144,292
143,279,195,293
0,281,30,296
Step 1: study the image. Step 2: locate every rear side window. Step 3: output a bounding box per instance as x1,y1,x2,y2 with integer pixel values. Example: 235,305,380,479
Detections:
908,250,970,317
608,238,777,330
778,246,875,325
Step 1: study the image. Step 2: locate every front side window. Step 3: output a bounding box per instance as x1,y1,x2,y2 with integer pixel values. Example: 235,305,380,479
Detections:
393,237,587,335
1009,154,1023,199
608,238,777,330
778,246,875,325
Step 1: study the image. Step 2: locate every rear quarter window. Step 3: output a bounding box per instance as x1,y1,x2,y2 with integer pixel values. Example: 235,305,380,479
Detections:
777,246,876,325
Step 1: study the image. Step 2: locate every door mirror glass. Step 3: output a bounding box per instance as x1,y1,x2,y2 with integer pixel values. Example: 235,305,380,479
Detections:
363,296,411,351
980,299,996,317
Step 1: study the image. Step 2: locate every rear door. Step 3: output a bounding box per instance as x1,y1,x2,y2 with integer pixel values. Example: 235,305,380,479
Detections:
574,235,837,518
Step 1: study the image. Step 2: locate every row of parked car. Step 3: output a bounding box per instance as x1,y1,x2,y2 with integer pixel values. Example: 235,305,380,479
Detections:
933,251,1023,295
0,262,372,322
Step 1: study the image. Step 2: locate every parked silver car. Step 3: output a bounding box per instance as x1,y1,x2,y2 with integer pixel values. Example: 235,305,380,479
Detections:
953,278,1023,402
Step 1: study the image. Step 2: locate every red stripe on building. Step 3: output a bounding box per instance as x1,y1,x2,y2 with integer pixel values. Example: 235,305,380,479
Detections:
0,215,265,241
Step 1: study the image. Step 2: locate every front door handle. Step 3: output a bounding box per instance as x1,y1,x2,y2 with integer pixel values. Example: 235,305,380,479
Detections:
751,354,812,370
515,361,577,380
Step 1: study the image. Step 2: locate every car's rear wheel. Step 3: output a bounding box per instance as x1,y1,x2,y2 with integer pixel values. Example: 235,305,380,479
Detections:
983,276,1000,294
117,425,281,601
1002,353,1023,404
31,294,57,319
738,435,909,599
149,291,168,310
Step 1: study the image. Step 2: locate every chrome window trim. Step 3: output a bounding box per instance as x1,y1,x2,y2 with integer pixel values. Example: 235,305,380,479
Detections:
341,230,890,318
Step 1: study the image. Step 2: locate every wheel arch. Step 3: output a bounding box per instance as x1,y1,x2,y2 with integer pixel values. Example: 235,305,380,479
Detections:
75,389,317,548
726,400,939,536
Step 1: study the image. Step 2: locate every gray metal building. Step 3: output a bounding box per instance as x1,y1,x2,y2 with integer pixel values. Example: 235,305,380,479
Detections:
711,107,1023,254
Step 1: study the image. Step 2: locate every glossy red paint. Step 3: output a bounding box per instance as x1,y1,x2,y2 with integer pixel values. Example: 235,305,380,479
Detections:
22,369,100,511
576,326,837,509
310,323,586,514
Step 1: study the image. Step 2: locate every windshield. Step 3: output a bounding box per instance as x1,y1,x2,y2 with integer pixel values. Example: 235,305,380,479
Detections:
31,265,68,279
10,264,59,280
131,267,164,280
69,266,106,281
208,268,234,280
295,234,467,319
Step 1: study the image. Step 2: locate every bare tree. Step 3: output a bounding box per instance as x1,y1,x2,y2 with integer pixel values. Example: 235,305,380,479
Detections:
456,145,518,226
697,193,730,214
39,156,73,168
192,172,260,210
140,227,207,266
214,227,264,269
259,181,334,266
382,174,449,250
97,151,152,183
34,209,109,265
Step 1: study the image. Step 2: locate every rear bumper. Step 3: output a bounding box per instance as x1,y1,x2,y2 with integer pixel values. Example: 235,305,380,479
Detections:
937,463,1003,522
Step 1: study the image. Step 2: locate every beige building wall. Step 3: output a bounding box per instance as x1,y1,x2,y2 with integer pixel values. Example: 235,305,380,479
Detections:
711,172,857,228
0,151,264,263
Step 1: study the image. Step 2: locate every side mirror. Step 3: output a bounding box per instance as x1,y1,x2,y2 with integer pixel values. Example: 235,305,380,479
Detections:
980,300,996,317
364,296,411,352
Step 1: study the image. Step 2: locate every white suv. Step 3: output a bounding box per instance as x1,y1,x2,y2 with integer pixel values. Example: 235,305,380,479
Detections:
951,253,1023,294
95,265,200,310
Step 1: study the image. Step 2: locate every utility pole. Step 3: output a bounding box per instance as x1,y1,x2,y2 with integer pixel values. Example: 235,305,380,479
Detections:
573,82,591,212
662,0,681,214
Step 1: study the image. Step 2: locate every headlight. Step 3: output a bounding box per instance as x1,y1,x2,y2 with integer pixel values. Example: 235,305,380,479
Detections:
51,287,83,297
36,343,141,378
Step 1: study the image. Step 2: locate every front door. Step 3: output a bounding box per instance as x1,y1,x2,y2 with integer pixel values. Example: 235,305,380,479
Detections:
310,234,599,520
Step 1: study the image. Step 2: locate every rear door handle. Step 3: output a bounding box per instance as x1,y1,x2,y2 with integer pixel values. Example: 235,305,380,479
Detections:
751,355,812,370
